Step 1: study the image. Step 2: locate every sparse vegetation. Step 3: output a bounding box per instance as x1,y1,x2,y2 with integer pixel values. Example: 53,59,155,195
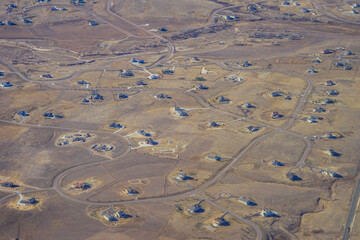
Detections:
0,0,358,239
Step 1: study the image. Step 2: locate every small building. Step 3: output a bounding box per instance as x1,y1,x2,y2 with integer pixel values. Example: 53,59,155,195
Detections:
323,132,341,139
0,81,12,87
18,111,28,117
174,107,188,116
43,112,62,119
243,102,253,108
136,80,147,86
102,213,116,221
322,169,341,178
320,98,334,105
115,210,131,219
271,160,284,166
269,91,282,97
0,72,4,77
345,65,352,70
302,8,310,13
88,20,99,26
92,144,114,152
307,68,317,74
238,196,256,206
23,18,33,24
208,121,220,127
334,61,345,67
115,210,126,218
119,94,128,99
286,172,301,181
155,93,171,99
109,123,122,129
312,58,322,63
207,154,221,161
162,69,174,75
145,138,156,145
122,187,138,196
248,4,257,11
18,198,37,206
121,70,134,78
282,1,290,6
284,95,292,100
325,80,335,86
77,80,90,85
176,173,187,181
353,3,360,8
185,204,202,215
44,112,54,118
227,76,243,82
215,96,230,103
148,74,159,80
313,107,326,113
90,93,103,100
244,126,259,133
5,21,16,26
242,61,251,67
82,98,89,103
323,49,335,54
327,90,339,96
137,130,151,137
323,149,339,156
212,217,227,227
271,112,282,119
50,6,61,11
1,182,18,188
130,58,145,64
72,182,91,190
221,15,239,21
72,0,87,5
196,83,208,90
307,117,316,123
41,74,53,78
101,209,117,221
185,57,200,62
89,89,103,101
260,209,278,217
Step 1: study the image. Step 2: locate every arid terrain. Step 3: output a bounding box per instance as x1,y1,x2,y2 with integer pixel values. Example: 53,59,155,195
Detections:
0,0,360,239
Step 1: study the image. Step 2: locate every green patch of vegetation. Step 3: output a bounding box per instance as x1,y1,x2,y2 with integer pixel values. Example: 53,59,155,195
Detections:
90,211,99,219
195,77,206,81
194,222,203,229
304,159,312,166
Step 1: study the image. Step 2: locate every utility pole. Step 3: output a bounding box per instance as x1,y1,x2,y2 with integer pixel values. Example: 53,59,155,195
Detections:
17,221,20,240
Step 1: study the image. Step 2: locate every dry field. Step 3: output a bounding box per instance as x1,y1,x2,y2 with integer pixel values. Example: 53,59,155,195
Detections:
0,0,359,240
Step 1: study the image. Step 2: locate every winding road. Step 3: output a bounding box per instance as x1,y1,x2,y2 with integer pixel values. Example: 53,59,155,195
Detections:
0,62,313,240
0,1,327,240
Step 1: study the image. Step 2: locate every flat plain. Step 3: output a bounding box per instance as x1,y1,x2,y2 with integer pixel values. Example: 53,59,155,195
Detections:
0,0,360,239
